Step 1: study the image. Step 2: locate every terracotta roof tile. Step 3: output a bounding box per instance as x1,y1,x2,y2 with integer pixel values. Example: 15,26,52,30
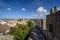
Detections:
0,24,11,32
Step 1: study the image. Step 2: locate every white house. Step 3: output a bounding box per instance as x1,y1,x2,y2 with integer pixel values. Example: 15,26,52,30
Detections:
0,20,6,25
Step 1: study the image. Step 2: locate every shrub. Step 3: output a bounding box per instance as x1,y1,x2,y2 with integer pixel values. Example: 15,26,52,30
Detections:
9,20,34,40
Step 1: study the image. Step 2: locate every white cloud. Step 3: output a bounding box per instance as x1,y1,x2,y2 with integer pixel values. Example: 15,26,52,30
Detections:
37,7,47,13
21,8,26,11
36,7,49,15
32,7,49,19
6,8,11,11
57,7,60,10
44,10,47,13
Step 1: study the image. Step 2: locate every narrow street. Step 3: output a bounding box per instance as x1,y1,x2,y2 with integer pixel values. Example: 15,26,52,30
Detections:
28,25,48,40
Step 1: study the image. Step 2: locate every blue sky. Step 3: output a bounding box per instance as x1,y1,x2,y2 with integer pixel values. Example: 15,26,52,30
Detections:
0,0,60,19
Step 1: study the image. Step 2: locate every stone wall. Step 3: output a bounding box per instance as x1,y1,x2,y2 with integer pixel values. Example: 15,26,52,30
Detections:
46,11,60,40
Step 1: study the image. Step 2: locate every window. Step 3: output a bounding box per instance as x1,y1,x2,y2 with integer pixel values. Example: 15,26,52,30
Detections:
49,24,53,33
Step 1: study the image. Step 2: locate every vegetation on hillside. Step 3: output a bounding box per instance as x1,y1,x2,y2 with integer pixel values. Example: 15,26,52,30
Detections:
18,19,23,22
9,20,34,40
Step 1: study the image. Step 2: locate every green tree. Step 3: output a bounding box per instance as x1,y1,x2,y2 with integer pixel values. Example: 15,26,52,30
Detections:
27,21,34,30
9,20,34,40
18,19,23,22
27,21,34,27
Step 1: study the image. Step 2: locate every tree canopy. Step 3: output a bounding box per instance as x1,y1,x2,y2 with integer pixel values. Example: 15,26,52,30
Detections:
9,20,34,40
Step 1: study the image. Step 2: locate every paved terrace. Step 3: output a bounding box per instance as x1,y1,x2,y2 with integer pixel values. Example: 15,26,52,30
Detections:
0,34,14,40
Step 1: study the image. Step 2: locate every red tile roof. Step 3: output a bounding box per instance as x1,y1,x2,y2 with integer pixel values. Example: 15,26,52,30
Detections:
0,24,11,32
